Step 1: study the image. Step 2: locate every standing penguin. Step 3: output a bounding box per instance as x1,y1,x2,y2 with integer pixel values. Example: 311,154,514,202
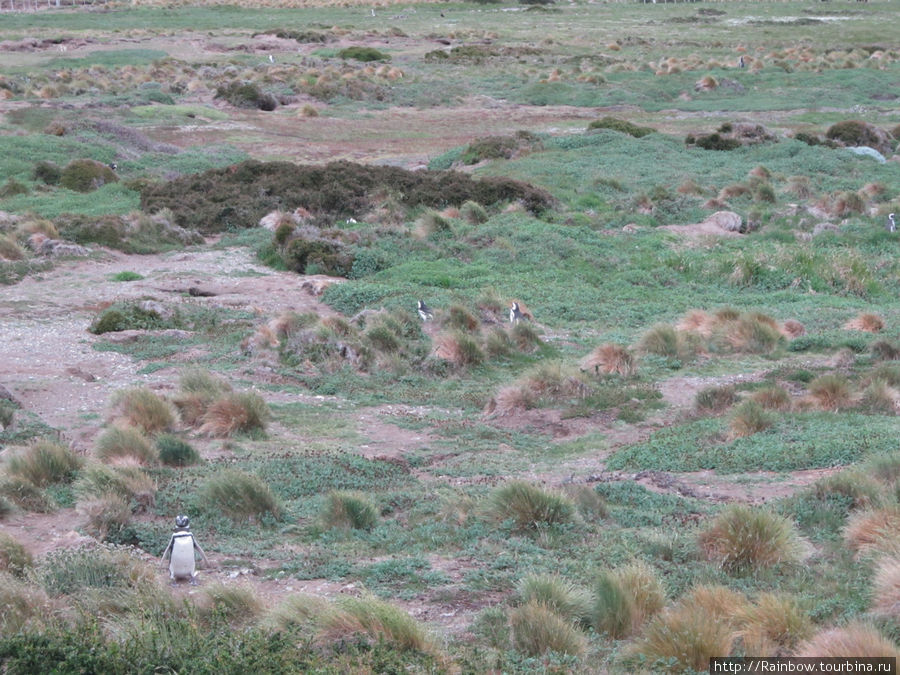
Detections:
160,515,210,585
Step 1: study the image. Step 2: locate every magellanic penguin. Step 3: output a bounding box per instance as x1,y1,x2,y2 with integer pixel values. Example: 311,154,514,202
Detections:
161,515,210,585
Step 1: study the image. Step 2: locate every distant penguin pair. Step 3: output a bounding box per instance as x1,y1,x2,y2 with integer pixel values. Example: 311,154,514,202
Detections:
160,515,209,585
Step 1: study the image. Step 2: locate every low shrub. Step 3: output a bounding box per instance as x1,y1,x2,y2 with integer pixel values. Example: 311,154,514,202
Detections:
695,385,738,415
59,159,118,193
155,434,200,467
320,491,377,531
588,116,654,138
6,440,81,486
0,179,29,198
89,302,170,335
510,601,587,657
35,544,152,596
691,132,741,151
339,47,390,62
173,369,232,425
32,160,62,185
698,505,803,572
488,481,575,531
214,81,277,110
263,593,330,633
751,386,791,411
203,469,283,522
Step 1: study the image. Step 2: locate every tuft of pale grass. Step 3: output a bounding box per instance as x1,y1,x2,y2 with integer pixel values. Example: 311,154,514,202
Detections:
729,400,775,439
433,331,483,368
698,505,803,572
737,593,813,655
0,572,51,634
676,310,714,337
859,379,900,415
488,383,536,415
844,313,884,333
198,582,264,625
626,603,735,673
94,425,157,465
319,595,436,655
320,491,377,531
516,574,593,626
638,324,682,358
779,319,806,339
592,570,634,639
173,369,232,425
695,385,738,415
460,200,488,224
488,481,575,532
866,452,900,486
74,463,156,512
813,469,882,510
679,584,750,625
6,440,82,486
808,374,853,411
750,386,792,411
581,343,636,377
203,469,283,523
616,561,666,632
843,507,900,557
109,387,175,435
510,601,587,657
0,532,32,577
199,392,270,437
871,556,900,620
444,304,479,332
413,209,452,238
870,340,900,362
263,592,330,633
796,622,900,658
563,484,608,521
77,494,132,541
510,322,541,352
0,477,56,513
716,314,783,355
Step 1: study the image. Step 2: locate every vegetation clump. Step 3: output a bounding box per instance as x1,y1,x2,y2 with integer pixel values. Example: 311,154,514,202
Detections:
59,160,118,193
320,491,378,531
487,481,575,531
699,505,803,572
460,131,543,165
338,47,390,62
155,434,200,467
140,160,553,232
825,120,894,156
588,116,655,138
6,441,81,487
214,81,277,111
203,469,283,522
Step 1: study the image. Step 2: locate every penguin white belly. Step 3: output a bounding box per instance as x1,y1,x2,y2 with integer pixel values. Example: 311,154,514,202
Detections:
170,534,195,579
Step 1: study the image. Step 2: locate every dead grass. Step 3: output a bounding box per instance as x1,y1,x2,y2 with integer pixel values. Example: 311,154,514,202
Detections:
779,319,806,339
750,386,791,411
843,507,900,557
737,593,813,656
109,387,176,435
844,313,885,333
581,343,636,377
796,622,900,658
808,374,854,411
729,400,775,439
199,392,270,437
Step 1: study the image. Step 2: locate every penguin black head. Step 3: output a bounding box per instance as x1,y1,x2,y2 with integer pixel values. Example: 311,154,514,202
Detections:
175,514,190,529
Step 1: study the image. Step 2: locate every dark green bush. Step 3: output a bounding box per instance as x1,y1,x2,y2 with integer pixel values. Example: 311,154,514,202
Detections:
89,302,170,335
141,160,553,232
272,29,329,43
284,237,353,276
156,434,200,467
692,133,741,151
59,160,118,193
215,81,277,111
0,179,29,198
32,161,62,185
825,120,884,149
588,116,655,138
794,132,822,146
338,46,390,62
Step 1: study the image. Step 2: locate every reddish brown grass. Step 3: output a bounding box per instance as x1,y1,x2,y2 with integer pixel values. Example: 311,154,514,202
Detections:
843,507,900,556
581,343,636,376
796,622,900,658
779,319,806,339
844,313,884,333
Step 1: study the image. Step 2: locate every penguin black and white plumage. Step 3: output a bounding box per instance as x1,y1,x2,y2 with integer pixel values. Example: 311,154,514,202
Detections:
160,515,209,585
509,301,526,325
888,213,896,233
417,300,434,322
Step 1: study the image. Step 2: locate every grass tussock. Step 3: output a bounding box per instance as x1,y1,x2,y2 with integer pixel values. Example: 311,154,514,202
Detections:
812,469,882,510
625,602,735,673
808,374,853,411
203,469,283,523
488,481,575,532
729,400,775,439
737,593,813,656
750,386,792,411
109,388,176,435
615,561,666,631
488,362,589,415
695,385,738,415
843,507,900,557
0,572,51,634
796,622,900,658
516,574,592,626
592,570,634,639
94,425,157,465
199,392,270,437
77,494,132,541
74,463,156,512
581,343,636,377
871,556,900,620
198,582,264,625
843,313,884,333
780,319,806,339
0,477,56,513
319,595,436,655
698,505,803,572
0,532,32,577
155,434,201,467
173,369,232,426
510,601,587,657
263,593,330,634
320,491,377,531
5,440,82,486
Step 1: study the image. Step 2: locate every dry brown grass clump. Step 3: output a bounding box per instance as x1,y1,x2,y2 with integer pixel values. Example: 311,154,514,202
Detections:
737,593,813,656
581,343,636,377
676,310,715,337
844,312,884,333
729,400,775,439
785,175,813,199
109,387,176,435
779,319,806,339
510,601,587,657
796,622,900,658
615,561,666,632
198,582,264,625
199,392,270,437
871,556,900,620
433,331,484,369
807,374,853,411
487,362,589,416
680,584,749,626
750,386,792,411
843,507,900,557
173,369,233,426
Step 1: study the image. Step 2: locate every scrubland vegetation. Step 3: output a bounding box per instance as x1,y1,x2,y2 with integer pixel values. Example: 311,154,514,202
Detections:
1,0,900,672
